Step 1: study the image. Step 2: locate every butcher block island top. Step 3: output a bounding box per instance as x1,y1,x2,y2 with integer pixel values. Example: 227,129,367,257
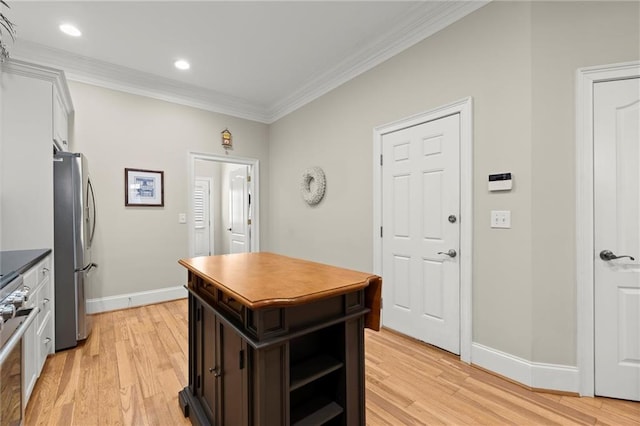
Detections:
179,252,382,329
178,251,379,307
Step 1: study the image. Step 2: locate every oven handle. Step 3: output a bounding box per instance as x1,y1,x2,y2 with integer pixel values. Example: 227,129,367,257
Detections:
0,307,39,365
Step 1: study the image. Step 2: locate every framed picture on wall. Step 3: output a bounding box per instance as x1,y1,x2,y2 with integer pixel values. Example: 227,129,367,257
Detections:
125,168,164,207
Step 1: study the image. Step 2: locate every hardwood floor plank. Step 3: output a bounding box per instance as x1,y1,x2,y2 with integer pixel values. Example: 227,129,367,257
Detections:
153,316,182,355
462,365,595,425
143,329,172,372
405,398,493,425
365,404,397,426
112,309,131,342
115,340,135,388
54,349,82,406
447,388,520,425
86,315,101,357
51,402,75,426
71,352,99,425
158,368,192,425
143,393,177,426
366,388,427,425
399,401,449,426
170,351,189,387
98,326,124,426
454,386,567,425
119,384,150,426
24,299,639,425
561,395,639,425
365,374,415,408
156,303,189,358
601,397,640,422
131,333,162,398
24,351,66,425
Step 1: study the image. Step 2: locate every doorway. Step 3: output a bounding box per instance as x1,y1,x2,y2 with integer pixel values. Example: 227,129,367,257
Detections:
373,97,473,362
576,61,640,399
188,152,260,257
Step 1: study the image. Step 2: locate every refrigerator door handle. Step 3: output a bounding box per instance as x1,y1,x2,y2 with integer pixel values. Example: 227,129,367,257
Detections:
75,263,98,273
87,178,97,246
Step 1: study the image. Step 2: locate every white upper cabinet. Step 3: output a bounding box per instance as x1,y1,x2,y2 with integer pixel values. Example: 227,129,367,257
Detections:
0,59,74,250
53,87,70,151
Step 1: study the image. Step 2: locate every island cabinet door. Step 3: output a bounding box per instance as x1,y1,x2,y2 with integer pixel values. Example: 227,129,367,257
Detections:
196,301,218,423
191,296,250,426
218,319,249,425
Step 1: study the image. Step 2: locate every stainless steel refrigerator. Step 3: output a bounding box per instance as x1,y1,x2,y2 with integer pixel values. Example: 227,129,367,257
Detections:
53,152,97,351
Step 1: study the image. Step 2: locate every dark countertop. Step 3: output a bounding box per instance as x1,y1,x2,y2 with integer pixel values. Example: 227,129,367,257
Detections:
0,249,52,289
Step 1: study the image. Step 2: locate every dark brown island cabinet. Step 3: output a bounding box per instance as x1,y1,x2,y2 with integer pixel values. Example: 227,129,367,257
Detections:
177,252,382,426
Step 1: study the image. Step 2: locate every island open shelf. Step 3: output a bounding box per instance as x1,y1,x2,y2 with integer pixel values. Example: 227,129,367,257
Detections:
177,252,381,426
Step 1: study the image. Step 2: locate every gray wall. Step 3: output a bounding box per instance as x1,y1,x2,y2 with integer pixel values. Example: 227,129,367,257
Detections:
268,1,639,365
530,1,640,363
69,82,269,299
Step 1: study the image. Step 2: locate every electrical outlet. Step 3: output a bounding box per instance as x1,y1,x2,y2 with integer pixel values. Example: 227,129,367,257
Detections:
491,210,511,228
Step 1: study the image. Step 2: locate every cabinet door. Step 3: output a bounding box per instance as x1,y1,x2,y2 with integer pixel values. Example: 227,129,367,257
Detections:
22,271,42,406
36,314,54,373
218,320,248,426
199,303,218,422
52,88,69,151
191,297,249,426
0,73,54,250
23,317,37,405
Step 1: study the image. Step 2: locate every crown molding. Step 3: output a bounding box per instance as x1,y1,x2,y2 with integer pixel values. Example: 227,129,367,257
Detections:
10,1,488,124
1,58,74,113
11,40,272,123
265,1,489,122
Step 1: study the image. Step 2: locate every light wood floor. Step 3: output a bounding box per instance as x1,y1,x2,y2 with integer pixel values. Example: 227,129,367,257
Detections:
25,299,639,425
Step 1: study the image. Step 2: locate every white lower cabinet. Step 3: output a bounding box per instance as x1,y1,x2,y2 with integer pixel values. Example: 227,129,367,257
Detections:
23,254,54,407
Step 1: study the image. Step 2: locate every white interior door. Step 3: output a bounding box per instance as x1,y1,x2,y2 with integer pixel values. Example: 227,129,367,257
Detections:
194,178,212,256
228,166,250,254
381,113,460,354
594,77,640,401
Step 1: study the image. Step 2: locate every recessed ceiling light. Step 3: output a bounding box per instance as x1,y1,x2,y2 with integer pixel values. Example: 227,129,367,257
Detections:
59,24,82,37
174,59,190,71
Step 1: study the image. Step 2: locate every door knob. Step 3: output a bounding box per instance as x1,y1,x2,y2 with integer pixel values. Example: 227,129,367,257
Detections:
209,367,221,377
599,250,635,261
438,249,457,258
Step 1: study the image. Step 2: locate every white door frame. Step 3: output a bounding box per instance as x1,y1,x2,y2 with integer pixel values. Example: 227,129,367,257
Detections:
373,97,473,363
188,152,260,257
576,60,640,397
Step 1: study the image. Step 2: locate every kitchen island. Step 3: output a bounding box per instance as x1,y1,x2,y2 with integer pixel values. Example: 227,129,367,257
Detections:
178,252,381,426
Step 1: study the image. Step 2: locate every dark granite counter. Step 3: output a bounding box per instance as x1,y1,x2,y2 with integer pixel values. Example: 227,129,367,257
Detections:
0,249,52,289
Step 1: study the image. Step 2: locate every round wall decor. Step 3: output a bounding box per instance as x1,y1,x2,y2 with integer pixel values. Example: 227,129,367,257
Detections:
300,167,326,205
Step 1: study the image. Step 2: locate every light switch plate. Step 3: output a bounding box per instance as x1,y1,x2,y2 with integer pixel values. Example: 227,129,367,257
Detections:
178,213,187,224
491,210,511,228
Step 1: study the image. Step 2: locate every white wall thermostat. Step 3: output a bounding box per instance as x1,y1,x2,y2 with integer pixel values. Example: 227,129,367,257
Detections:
488,172,512,191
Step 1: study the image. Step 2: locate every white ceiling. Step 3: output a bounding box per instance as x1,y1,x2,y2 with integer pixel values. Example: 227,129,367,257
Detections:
6,1,487,123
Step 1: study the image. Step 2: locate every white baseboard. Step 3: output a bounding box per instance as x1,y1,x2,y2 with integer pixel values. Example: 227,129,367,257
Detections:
471,343,579,393
87,285,187,314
